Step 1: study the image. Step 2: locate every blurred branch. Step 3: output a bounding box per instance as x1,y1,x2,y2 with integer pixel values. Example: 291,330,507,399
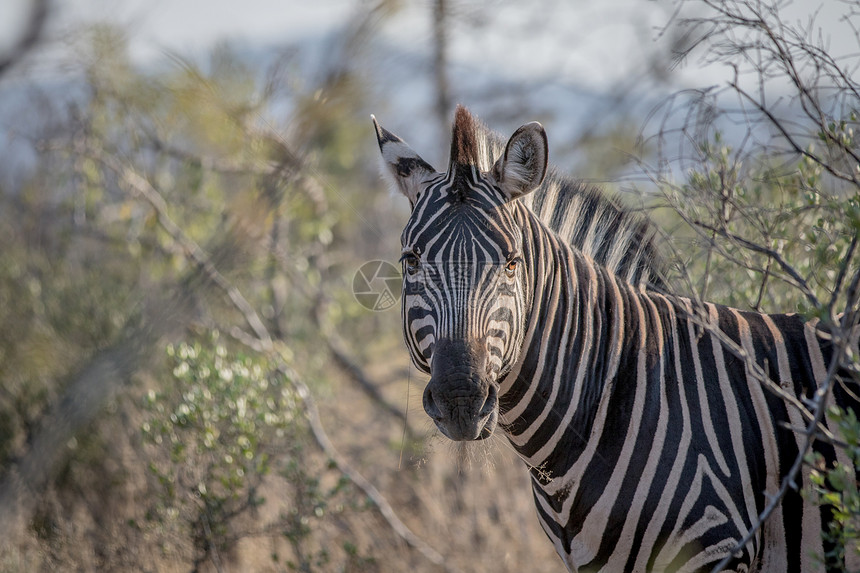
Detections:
101,149,444,570
94,147,275,351
143,118,415,436
269,236,416,434
0,267,201,539
258,188,416,434
147,136,280,176
316,308,417,437
285,370,457,573
432,0,451,136
0,0,49,81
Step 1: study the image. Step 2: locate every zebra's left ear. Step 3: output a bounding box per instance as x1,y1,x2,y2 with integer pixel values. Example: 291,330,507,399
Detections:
372,115,438,207
492,122,548,201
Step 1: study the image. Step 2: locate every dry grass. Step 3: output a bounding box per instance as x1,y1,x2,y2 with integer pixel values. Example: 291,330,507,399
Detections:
0,328,561,573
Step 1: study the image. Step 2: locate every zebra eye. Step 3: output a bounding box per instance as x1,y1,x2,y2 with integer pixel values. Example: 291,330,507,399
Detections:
402,254,420,275
504,259,518,277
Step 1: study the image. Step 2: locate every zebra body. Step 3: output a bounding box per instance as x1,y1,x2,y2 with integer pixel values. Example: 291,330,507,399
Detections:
502,229,851,572
373,106,859,572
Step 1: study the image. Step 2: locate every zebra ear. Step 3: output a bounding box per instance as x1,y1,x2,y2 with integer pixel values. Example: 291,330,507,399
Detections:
492,122,548,201
372,115,438,206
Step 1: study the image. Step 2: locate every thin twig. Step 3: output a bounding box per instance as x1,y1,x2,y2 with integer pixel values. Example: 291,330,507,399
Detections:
672,298,819,430
829,234,860,320
323,326,417,434
285,369,456,573
693,219,820,308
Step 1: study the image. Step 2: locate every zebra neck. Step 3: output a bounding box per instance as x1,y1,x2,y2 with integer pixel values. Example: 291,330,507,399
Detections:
498,228,640,485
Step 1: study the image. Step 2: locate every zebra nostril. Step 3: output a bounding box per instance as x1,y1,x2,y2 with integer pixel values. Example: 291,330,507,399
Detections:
479,384,498,418
423,386,443,421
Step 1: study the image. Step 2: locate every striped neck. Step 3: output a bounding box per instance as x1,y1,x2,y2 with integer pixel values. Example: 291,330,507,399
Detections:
498,206,637,483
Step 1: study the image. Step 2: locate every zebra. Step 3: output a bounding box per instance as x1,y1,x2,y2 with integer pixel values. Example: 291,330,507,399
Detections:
372,105,860,572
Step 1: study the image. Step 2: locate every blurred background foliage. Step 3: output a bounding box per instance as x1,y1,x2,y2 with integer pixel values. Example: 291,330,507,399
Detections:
0,0,858,571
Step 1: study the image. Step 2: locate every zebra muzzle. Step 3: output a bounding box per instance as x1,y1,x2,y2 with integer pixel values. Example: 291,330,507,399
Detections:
424,338,499,441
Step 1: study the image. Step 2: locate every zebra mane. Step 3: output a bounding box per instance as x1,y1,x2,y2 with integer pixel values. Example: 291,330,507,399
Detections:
453,108,665,288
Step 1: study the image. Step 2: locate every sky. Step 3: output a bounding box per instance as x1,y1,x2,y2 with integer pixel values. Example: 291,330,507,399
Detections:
0,0,695,166
1,0,857,177
4,0,855,93
3,0,689,86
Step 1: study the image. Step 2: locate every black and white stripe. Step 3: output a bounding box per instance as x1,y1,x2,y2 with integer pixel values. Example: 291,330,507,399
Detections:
374,106,859,572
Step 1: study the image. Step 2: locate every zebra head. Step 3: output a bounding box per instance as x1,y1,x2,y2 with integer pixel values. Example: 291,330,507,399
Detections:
373,106,547,441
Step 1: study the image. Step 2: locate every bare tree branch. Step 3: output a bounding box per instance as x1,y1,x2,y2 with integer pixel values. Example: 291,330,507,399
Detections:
0,0,49,81
692,219,821,308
